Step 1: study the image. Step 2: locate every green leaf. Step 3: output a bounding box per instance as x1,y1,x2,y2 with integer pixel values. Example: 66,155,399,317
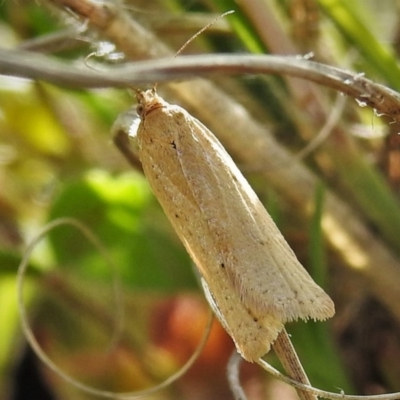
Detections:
48,170,197,292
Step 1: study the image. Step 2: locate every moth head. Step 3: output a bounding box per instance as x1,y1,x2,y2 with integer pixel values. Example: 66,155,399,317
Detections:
134,87,166,119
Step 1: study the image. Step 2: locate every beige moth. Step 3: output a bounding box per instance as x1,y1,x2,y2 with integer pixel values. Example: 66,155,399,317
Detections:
133,88,335,362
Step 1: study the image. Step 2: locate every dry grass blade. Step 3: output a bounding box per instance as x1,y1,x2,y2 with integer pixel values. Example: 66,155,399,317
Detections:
272,329,318,400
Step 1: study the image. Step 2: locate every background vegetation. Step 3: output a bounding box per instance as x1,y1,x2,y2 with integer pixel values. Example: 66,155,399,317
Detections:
1,0,400,399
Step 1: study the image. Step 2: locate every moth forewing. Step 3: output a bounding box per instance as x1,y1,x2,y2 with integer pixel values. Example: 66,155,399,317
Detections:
174,113,334,322
136,89,335,362
200,277,284,360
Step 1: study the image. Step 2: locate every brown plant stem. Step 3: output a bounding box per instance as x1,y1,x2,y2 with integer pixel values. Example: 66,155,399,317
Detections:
272,329,318,400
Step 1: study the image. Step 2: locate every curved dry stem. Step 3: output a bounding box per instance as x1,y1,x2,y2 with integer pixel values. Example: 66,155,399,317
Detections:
17,217,214,399
257,358,400,400
227,351,248,400
1,50,399,122
228,350,400,400
228,329,319,400
21,218,124,349
294,94,347,161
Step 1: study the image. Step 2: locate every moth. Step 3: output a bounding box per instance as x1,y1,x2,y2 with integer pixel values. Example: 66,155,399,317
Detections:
134,88,335,362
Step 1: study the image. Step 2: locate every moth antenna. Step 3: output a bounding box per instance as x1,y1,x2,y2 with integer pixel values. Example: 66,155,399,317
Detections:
17,217,213,399
174,10,234,58
144,11,233,93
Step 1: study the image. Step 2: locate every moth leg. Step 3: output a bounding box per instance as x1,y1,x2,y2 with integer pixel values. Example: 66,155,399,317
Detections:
111,109,143,171
113,129,142,170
